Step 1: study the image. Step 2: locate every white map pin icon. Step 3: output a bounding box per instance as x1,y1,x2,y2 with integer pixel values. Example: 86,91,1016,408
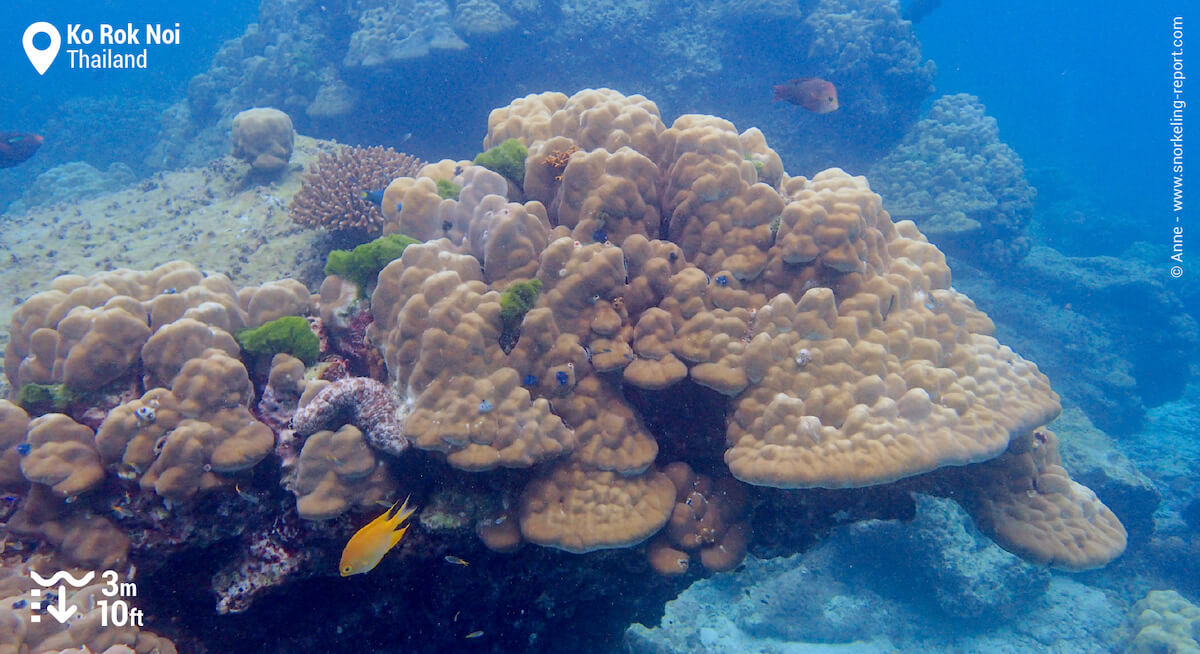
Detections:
23,22,61,75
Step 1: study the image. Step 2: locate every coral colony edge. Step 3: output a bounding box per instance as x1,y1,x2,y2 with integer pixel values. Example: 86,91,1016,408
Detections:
0,89,1126,653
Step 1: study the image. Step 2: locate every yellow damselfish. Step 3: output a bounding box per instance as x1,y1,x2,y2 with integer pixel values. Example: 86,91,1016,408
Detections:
339,496,417,576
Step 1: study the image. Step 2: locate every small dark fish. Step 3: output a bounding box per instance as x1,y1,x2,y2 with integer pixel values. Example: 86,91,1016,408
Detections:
16,443,31,456
715,275,729,287
0,133,43,168
11,599,26,609
772,78,839,114
522,374,538,386
360,189,386,207
555,371,569,387
444,555,469,566
592,228,607,243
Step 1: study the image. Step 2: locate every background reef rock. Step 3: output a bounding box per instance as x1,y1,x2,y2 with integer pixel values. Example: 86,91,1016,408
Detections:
869,93,1035,267
143,0,933,178
952,244,1199,436
5,161,137,215
626,546,1125,653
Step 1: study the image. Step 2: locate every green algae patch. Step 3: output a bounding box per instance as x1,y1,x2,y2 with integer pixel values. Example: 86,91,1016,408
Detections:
436,178,463,200
16,383,77,414
474,139,528,189
324,233,420,295
499,278,542,351
236,316,320,365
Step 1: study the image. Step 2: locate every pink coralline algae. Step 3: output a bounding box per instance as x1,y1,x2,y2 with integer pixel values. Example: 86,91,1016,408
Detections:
212,514,311,614
290,377,409,456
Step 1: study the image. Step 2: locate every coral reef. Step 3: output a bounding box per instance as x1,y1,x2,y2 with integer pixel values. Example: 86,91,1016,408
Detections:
289,145,423,235
323,233,421,294
952,242,1200,434
474,138,529,190
145,0,933,182
5,162,137,215
627,548,1125,652
1125,590,1200,653
0,555,179,654
354,88,1121,570
784,0,936,171
231,107,295,174
869,94,1036,266
1,90,1134,651
235,315,320,365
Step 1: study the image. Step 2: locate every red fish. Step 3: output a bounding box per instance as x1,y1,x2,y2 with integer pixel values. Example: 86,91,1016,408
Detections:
772,78,839,114
0,133,43,168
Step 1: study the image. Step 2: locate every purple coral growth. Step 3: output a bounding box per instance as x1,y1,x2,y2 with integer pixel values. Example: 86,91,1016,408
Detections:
290,377,409,457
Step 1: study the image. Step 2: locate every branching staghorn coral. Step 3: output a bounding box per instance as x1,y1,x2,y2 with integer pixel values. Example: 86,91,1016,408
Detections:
290,145,423,235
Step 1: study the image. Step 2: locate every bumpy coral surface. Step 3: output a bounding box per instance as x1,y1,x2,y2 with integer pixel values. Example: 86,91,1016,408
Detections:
354,88,1122,568
1126,590,1200,654
231,107,295,174
1,91,1127,643
869,93,1036,266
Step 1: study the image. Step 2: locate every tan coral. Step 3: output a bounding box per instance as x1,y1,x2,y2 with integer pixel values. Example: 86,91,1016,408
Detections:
723,281,1058,488
519,462,675,553
139,408,273,502
0,555,176,653
464,194,552,285
524,137,580,207
555,376,658,474
239,278,315,327
5,262,252,394
407,367,574,471
477,513,522,552
266,353,307,400
623,308,687,390
170,349,255,417
345,92,1123,569
656,114,780,282
483,91,569,149
19,413,104,497
293,425,396,520
0,400,30,490
548,146,663,245
95,388,181,472
545,89,666,159
959,428,1127,570
99,351,272,501
1126,590,1200,654
652,462,750,574
140,318,240,388
6,486,131,570
381,164,508,243
231,107,294,174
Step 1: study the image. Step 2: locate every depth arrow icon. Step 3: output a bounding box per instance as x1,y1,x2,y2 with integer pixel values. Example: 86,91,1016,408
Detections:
45,585,76,623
